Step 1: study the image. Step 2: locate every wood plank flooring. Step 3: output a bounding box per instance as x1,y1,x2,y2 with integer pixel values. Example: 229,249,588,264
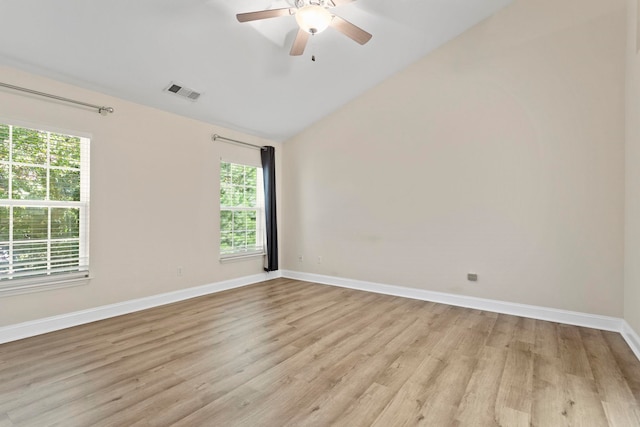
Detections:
1,278,639,426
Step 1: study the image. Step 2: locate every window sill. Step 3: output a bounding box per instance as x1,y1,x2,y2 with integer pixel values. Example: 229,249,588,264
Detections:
0,274,91,297
220,251,265,263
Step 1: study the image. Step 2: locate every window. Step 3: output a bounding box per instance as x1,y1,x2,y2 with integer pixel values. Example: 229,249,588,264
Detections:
0,122,89,292
220,161,264,258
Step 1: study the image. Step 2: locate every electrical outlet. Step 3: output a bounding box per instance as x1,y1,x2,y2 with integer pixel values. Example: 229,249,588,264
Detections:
298,255,304,262
317,256,322,264
177,267,183,277
467,273,478,282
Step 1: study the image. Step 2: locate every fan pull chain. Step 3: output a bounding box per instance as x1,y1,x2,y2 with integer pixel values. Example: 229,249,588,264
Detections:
310,33,316,62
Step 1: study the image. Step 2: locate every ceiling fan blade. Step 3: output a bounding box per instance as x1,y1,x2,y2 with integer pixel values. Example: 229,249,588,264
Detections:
290,29,310,56
236,8,293,23
329,0,356,6
330,15,372,45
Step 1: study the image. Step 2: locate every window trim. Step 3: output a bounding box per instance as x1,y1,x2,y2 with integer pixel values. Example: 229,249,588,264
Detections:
0,273,90,297
219,160,265,260
219,249,265,262
0,121,90,295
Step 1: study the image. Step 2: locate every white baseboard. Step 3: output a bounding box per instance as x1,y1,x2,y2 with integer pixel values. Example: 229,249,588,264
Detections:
0,270,281,344
3,268,639,364
282,270,640,361
283,270,640,361
622,320,640,361
281,270,624,332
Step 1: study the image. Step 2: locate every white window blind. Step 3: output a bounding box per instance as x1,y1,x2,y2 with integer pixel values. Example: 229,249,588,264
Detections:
220,161,264,258
0,123,90,289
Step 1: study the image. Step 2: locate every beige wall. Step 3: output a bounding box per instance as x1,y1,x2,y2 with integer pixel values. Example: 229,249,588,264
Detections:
0,66,282,326
626,0,640,332
283,0,627,316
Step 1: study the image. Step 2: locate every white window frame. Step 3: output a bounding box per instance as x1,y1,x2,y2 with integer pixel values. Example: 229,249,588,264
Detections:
219,161,265,260
0,122,90,296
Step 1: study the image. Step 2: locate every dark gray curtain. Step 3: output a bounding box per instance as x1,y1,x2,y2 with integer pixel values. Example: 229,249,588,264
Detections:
261,146,278,271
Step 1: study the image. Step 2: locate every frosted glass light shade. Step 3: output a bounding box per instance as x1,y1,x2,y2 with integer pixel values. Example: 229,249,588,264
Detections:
295,5,332,34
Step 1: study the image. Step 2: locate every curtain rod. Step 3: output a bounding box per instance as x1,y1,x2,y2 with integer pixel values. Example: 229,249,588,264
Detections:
0,81,115,115
212,134,262,150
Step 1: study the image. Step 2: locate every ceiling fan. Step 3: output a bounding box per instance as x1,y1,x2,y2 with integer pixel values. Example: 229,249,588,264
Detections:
236,0,372,56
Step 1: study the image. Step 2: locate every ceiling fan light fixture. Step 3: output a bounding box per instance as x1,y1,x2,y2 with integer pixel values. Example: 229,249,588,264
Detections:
295,5,332,34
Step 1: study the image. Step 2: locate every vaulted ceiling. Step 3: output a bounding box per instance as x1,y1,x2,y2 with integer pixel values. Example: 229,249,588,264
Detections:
0,0,513,141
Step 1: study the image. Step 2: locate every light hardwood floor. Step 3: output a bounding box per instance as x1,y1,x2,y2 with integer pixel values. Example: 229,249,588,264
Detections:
1,278,639,426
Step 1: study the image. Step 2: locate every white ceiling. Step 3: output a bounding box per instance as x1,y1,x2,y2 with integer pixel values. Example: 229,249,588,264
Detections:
0,0,512,141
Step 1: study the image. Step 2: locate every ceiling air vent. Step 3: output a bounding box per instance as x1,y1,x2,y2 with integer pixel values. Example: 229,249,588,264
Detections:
164,82,201,101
